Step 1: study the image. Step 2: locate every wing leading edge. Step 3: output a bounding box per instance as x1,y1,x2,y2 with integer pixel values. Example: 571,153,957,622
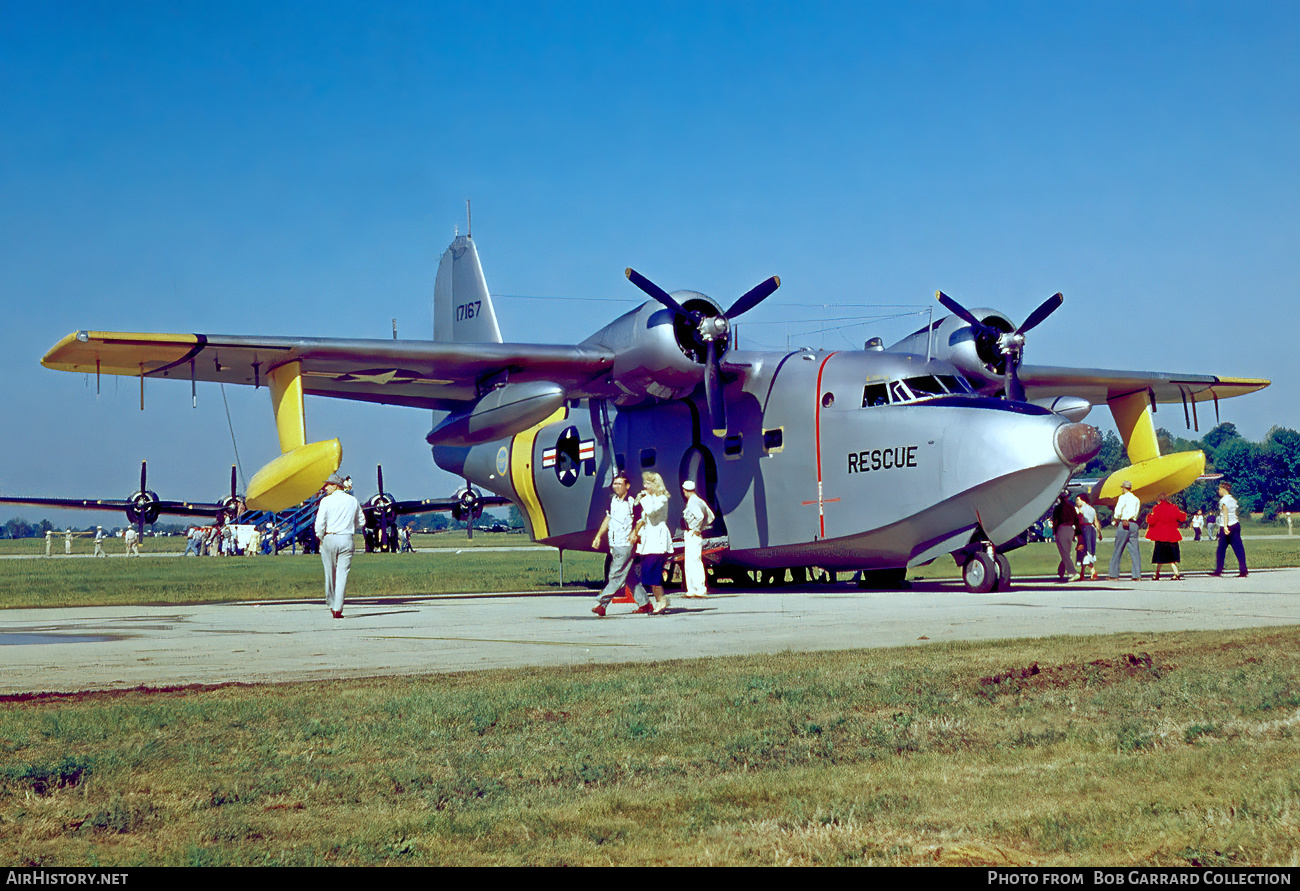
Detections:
1018,365,1269,407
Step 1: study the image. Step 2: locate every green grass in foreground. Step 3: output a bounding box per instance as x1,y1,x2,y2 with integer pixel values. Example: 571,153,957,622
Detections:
3,627,1300,865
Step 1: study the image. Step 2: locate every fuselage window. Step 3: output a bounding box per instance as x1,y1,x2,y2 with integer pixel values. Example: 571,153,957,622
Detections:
863,382,889,407
888,380,911,403
762,428,784,454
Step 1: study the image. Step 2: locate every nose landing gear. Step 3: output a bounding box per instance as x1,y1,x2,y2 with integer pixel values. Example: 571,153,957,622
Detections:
959,546,1011,593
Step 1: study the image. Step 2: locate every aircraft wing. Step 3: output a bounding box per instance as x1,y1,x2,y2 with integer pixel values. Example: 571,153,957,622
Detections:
380,495,513,517
43,331,617,411
0,496,227,518
1018,365,1269,407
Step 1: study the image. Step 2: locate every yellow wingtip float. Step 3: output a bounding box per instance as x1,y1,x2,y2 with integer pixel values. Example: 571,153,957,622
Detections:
246,438,343,511
1093,450,1206,506
245,361,342,511
1093,390,1207,505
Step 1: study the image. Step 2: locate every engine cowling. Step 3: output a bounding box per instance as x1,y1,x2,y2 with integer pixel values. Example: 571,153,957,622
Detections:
580,293,723,405
888,307,1017,394
125,490,161,526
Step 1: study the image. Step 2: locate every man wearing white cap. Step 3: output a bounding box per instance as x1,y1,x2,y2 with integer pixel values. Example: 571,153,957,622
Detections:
314,473,366,619
680,479,715,598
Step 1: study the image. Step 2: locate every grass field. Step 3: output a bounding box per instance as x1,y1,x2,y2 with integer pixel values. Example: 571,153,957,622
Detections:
3,627,1300,865
3,529,1298,865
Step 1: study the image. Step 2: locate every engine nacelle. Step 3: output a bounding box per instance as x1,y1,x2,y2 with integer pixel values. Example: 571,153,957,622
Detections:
426,380,567,447
126,490,161,526
581,292,722,405
889,308,1017,394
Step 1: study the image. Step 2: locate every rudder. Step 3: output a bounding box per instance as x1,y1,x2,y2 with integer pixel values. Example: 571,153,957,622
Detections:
433,234,503,343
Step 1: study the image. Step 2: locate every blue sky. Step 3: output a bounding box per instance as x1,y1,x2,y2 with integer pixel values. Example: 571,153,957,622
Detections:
2,1,1297,523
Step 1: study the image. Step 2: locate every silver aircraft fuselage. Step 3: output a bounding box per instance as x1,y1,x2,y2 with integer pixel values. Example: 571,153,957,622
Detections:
437,342,1097,573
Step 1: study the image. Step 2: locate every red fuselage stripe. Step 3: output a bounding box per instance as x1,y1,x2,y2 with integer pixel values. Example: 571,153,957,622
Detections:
813,352,839,539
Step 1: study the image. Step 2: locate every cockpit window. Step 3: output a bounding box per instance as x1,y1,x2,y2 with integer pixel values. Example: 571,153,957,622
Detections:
938,374,972,394
862,373,973,407
903,376,945,398
862,382,889,407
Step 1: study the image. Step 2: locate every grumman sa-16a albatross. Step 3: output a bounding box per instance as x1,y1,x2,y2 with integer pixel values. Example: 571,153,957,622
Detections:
40,234,1269,592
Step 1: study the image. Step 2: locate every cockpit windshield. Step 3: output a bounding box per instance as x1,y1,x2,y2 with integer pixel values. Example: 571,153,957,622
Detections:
862,373,973,407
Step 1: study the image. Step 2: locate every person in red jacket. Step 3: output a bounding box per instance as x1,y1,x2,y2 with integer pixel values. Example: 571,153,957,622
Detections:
1145,493,1187,581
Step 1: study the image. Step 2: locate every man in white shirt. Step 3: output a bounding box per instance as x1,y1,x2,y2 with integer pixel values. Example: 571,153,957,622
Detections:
591,473,650,616
1107,480,1142,581
1210,481,1248,578
680,480,715,598
315,473,366,619
93,526,105,558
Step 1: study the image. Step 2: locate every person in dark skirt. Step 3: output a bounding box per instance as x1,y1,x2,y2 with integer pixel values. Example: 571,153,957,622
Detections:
1145,492,1186,580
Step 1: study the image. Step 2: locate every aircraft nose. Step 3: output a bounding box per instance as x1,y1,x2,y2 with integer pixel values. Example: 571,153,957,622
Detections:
1054,422,1102,467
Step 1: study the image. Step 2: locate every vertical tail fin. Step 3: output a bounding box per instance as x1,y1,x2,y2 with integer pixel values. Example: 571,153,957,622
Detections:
433,235,503,343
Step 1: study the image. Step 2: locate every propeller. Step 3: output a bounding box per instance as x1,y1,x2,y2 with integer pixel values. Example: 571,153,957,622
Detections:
363,464,401,551
936,290,1063,402
451,482,486,540
216,465,243,525
365,464,397,518
626,268,780,436
125,460,160,542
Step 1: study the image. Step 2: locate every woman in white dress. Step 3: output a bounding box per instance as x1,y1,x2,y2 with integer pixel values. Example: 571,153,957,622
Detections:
633,472,673,614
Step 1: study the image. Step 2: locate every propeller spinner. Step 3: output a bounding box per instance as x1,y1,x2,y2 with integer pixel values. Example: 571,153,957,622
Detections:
625,268,780,435
936,290,1063,402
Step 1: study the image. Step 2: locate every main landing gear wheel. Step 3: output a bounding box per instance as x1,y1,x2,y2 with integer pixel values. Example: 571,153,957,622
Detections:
994,553,1012,591
962,552,997,593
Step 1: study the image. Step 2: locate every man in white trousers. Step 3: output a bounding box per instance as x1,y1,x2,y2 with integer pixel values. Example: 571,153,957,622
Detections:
681,480,715,598
314,473,366,619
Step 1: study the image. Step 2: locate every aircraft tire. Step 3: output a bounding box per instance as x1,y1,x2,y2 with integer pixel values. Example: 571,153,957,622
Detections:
962,552,997,593
994,554,1012,591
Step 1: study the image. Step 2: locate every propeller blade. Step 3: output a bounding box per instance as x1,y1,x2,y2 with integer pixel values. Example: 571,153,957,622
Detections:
229,465,237,500
704,340,727,436
140,460,147,493
725,275,780,319
377,464,385,497
1017,292,1063,335
626,268,691,317
936,291,984,329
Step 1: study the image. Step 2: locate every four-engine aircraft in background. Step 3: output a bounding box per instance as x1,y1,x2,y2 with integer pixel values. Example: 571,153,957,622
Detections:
39,232,1268,591
0,460,244,541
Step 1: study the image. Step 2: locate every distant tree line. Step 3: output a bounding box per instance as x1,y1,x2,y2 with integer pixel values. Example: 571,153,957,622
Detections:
1080,422,1300,519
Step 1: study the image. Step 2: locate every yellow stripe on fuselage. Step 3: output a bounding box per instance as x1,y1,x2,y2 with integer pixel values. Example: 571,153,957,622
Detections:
509,406,567,540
